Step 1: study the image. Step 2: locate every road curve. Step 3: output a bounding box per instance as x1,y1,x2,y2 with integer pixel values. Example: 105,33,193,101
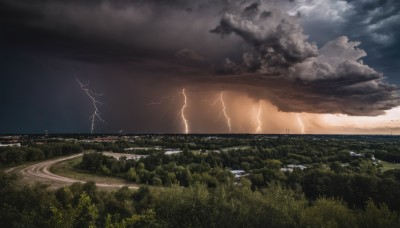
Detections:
19,153,138,189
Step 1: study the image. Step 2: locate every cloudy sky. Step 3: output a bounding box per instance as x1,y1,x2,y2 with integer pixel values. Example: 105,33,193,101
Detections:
1,0,399,134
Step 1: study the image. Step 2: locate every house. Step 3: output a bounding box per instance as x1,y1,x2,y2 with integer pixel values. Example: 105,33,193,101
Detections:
280,167,294,172
280,164,307,172
287,164,307,170
230,170,248,179
349,151,363,157
165,149,183,155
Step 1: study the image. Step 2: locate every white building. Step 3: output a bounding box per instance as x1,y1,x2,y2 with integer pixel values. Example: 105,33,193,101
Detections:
165,149,183,155
280,164,307,172
349,151,363,157
0,143,21,147
230,170,248,178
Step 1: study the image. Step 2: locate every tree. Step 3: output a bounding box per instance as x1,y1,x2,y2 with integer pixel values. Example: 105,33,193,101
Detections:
56,187,74,207
126,168,139,182
300,198,356,228
251,173,265,188
358,200,400,228
49,193,98,228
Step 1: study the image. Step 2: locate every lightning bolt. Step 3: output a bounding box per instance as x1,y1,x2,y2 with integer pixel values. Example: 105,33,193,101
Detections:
296,113,305,134
219,92,232,132
256,102,262,133
76,78,104,134
180,88,189,134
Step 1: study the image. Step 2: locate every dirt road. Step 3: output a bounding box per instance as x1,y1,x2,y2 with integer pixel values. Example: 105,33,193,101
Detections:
17,153,138,189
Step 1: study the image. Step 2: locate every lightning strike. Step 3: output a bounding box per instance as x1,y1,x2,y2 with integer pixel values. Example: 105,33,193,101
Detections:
180,88,189,134
296,113,305,134
76,78,104,134
219,92,232,132
256,102,262,133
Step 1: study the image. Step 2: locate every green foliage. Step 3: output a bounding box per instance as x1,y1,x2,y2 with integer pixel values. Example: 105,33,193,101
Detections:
126,167,139,182
300,198,356,228
50,193,99,228
301,169,400,210
0,170,399,228
105,209,156,228
56,187,74,206
357,200,400,228
76,137,400,212
0,143,82,165
2,136,400,227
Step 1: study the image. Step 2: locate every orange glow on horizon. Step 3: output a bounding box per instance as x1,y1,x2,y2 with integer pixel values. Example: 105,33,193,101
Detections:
168,90,400,135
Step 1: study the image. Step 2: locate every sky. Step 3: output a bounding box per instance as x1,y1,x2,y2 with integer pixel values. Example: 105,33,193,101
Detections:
0,0,399,134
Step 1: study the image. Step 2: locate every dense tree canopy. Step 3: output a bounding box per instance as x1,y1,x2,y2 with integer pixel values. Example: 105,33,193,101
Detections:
0,171,399,228
1,135,400,227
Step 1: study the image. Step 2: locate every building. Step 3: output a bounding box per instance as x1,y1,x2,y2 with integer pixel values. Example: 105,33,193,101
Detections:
280,164,307,172
0,143,21,147
165,149,183,155
230,170,248,179
349,151,363,157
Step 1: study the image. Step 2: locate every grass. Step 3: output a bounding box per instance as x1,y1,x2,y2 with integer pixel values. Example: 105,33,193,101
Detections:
221,146,252,152
380,161,400,172
50,156,134,186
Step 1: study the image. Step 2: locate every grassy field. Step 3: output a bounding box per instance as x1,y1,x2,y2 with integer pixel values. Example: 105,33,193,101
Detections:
50,156,134,186
221,146,253,152
380,161,400,172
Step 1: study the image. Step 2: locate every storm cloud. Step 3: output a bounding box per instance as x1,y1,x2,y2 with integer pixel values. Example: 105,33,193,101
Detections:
209,2,400,115
0,0,400,133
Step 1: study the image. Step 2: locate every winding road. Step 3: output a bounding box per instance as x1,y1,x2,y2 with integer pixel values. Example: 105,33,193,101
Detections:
14,153,138,189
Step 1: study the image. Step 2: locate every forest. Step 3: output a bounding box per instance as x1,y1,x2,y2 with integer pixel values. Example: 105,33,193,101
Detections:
1,135,400,227
1,171,399,227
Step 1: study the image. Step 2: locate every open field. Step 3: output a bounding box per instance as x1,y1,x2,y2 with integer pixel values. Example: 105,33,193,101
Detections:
221,146,252,152
380,161,400,172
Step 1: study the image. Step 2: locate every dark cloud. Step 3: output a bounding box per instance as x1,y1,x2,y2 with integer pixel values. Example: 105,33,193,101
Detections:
0,0,399,133
242,2,260,18
293,0,400,83
0,0,229,64
260,11,272,19
351,1,399,47
175,48,204,62
209,5,400,116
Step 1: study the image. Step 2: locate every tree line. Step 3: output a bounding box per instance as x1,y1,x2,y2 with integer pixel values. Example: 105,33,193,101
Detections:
0,143,82,165
0,171,399,227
